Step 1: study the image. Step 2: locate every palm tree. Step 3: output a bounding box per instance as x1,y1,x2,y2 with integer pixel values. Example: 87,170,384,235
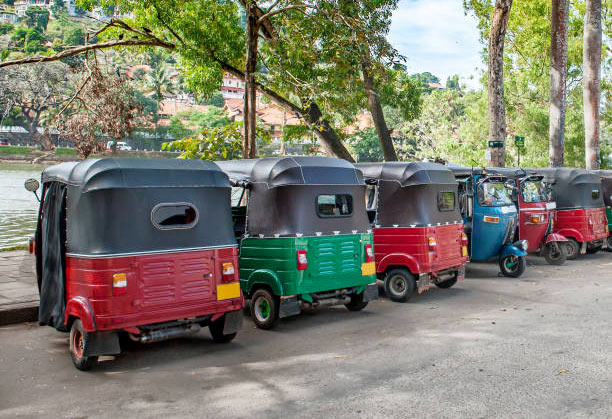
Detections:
141,64,177,144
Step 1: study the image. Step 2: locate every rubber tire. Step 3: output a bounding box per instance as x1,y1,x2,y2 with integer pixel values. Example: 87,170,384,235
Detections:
564,238,580,260
384,268,416,303
344,292,368,311
435,277,457,289
209,315,237,343
499,255,526,278
70,319,97,371
607,236,612,251
250,289,279,330
544,242,566,266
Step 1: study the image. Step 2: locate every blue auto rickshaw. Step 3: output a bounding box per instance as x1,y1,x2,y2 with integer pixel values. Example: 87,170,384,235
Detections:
450,167,528,277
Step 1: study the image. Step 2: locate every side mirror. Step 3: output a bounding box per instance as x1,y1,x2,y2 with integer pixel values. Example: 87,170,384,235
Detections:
24,178,39,192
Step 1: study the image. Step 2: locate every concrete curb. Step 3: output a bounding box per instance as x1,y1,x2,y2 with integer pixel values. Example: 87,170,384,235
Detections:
0,303,39,326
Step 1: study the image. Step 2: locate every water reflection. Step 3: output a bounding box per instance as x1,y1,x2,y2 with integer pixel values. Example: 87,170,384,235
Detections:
0,166,42,250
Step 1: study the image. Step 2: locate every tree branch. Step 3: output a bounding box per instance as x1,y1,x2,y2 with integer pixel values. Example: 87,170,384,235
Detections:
0,39,174,69
258,4,312,23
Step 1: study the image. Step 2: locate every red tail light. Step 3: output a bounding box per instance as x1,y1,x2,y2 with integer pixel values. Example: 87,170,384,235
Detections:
365,244,374,262
222,262,235,283
428,237,437,251
112,273,127,296
28,238,35,254
461,232,468,246
297,249,308,270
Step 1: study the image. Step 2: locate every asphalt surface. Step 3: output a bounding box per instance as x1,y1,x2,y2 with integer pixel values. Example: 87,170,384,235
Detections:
1,253,611,418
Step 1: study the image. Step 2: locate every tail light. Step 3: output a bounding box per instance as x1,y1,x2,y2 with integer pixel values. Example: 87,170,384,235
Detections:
461,232,468,246
222,262,235,283
28,238,35,254
529,214,540,224
297,249,308,270
365,244,374,262
428,237,437,251
112,273,127,296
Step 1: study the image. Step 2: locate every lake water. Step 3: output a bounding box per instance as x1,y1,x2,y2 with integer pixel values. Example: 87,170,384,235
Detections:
0,164,44,250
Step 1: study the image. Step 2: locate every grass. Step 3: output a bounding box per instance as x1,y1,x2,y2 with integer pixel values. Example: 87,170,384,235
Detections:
0,146,35,155
0,244,28,252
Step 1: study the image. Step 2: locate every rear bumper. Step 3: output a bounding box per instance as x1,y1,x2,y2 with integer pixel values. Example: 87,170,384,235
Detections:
92,298,244,332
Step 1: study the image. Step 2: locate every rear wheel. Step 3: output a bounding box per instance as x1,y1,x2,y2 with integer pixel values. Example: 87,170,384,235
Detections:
564,238,580,260
499,255,526,278
435,277,457,289
384,268,416,302
544,242,566,265
209,315,237,343
250,289,279,330
344,291,368,311
70,319,97,371
607,236,612,250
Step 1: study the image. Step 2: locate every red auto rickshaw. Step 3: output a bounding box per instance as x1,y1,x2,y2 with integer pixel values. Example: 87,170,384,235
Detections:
357,162,469,302
535,168,608,258
490,168,567,265
25,159,243,370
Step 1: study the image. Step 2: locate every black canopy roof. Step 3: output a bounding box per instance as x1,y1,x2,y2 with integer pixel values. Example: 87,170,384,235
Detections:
448,165,486,178
357,162,457,186
216,156,363,187
529,168,604,209
596,170,612,206
39,158,235,255
485,167,542,180
41,158,229,191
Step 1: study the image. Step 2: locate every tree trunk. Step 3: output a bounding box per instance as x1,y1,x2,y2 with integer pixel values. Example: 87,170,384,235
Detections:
304,100,355,162
549,0,569,168
243,1,259,159
362,60,397,161
487,0,512,167
583,0,602,170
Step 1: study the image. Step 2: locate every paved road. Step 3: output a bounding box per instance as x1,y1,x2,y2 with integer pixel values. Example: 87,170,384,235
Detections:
1,254,611,418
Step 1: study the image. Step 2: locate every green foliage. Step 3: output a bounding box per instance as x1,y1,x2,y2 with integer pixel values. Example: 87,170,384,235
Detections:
163,122,243,161
348,128,383,162
24,28,43,53
24,6,49,31
0,23,13,35
203,92,225,108
379,69,422,121
63,26,84,46
11,27,29,48
168,107,232,140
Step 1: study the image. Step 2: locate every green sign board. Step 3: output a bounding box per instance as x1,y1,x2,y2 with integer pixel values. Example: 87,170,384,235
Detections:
488,140,504,148
515,136,525,147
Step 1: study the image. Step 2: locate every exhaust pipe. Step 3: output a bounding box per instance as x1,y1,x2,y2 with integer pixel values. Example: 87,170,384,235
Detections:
139,323,201,343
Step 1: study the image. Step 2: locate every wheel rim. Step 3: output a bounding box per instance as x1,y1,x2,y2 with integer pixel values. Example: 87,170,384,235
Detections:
504,256,519,272
568,241,578,256
548,244,562,260
254,297,271,322
389,275,407,296
72,329,83,359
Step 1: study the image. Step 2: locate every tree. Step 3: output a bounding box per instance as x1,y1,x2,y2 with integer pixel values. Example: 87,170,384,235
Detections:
24,29,44,54
11,27,29,48
204,92,225,108
24,7,49,31
487,0,513,167
64,26,85,46
549,0,569,167
0,62,70,150
584,0,602,169
140,63,176,139
446,75,460,90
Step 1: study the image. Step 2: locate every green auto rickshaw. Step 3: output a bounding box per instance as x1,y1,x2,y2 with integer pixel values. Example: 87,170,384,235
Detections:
217,157,378,329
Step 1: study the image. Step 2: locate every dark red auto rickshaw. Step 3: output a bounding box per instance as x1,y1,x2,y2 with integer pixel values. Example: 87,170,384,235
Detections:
535,168,608,258
25,159,243,370
490,168,567,265
357,162,469,302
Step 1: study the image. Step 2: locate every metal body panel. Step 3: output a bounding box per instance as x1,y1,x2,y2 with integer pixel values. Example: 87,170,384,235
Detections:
65,248,243,332
239,234,376,297
372,225,467,275
554,208,609,243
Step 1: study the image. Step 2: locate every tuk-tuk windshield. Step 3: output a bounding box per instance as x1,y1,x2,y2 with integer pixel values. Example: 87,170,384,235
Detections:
477,181,513,207
520,180,550,203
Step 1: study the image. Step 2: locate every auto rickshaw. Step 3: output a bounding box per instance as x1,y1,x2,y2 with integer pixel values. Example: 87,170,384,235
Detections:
596,170,612,249
534,168,608,258
488,168,568,265
25,159,243,370
216,157,378,329
356,162,469,302
450,167,528,277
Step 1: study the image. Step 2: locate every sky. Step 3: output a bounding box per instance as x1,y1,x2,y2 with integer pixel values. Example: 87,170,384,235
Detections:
389,0,484,89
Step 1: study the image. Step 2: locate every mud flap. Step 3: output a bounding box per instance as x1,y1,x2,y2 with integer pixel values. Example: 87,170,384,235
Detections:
457,265,465,281
279,296,301,318
417,274,431,294
83,331,120,357
222,310,243,335
580,241,587,255
362,283,379,302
